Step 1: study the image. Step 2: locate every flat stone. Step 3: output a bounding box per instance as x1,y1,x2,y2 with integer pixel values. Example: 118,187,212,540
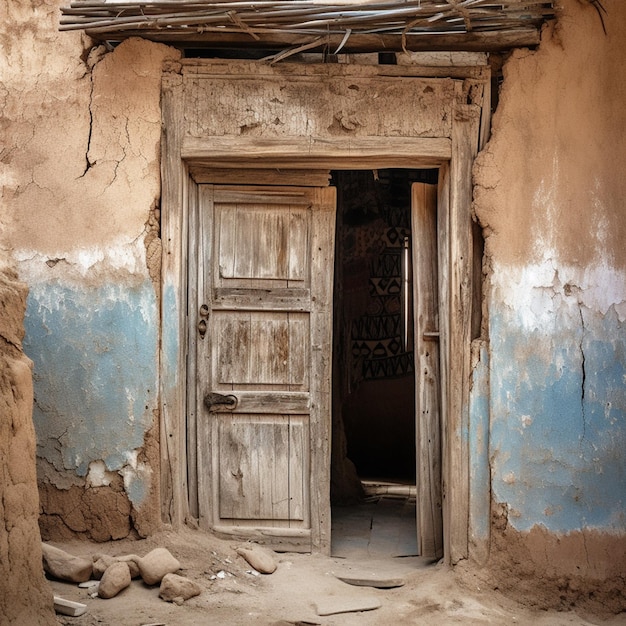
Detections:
334,573,405,589
53,596,87,617
236,545,277,574
98,561,131,599
137,548,181,585
42,543,93,583
159,573,202,603
314,595,381,616
78,580,99,589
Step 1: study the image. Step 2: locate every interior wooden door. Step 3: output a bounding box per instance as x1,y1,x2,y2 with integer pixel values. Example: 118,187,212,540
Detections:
195,184,336,553
412,182,443,559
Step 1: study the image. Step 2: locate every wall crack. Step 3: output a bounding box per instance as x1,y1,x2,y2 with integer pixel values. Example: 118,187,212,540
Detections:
578,304,587,447
79,70,95,178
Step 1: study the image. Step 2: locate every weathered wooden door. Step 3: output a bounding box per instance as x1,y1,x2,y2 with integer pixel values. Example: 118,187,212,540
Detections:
195,184,336,553
412,183,443,559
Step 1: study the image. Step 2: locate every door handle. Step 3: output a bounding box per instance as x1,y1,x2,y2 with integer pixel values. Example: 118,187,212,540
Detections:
204,392,238,412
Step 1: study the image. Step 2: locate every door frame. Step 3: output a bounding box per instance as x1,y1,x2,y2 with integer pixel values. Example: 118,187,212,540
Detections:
160,70,486,564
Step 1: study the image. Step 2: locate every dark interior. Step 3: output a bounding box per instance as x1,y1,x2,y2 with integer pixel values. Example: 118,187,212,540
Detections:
331,168,438,503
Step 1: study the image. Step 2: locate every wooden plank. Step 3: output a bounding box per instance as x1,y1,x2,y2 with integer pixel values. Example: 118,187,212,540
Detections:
86,28,542,53
179,59,490,80
186,179,200,519
190,166,331,187
412,182,443,560
214,189,311,205
446,82,482,564
289,210,308,284
308,186,336,554
211,525,312,552
160,71,189,527
218,415,296,521
196,184,216,530
182,136,452,170
208,391,310,414
436,162,451,564
212,288,311,311
289,417,308,523
185,74,454,140
212,311,309,387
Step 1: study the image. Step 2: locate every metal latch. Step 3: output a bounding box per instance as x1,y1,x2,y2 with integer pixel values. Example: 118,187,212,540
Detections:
204,392,238,412
198,304,209,339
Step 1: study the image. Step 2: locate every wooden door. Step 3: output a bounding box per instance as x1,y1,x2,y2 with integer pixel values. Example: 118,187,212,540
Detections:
412,183,443,559
195,184,336,553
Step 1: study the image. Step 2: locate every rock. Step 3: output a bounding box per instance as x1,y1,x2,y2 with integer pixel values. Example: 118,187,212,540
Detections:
137,548,180,585
53,596,87,617
42,543,93,583
314,595,381,616
92,555,117,580
335,574,405,589
98,562,131,599
158,573,201,603
236,545,277,574
93,554,141,579
118,554,141,579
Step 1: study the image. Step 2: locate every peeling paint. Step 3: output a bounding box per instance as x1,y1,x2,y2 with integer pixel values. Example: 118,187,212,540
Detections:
469,341,491,555
23,280,158,507
489,261,626,533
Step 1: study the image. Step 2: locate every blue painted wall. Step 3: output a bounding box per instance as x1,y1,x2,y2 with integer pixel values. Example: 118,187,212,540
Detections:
489,302,626,533
23,281,158,507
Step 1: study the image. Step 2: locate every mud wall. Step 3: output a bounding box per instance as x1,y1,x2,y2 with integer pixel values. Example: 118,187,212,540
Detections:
0,262,56,624
1,3,180,540
473,0,626,609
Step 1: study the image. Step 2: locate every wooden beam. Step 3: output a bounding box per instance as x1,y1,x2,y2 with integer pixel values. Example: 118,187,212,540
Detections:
86,28,541,52
160,72,190,527
182,136,451,170
446,82,482,564
190,166,331,186
179,58,490,80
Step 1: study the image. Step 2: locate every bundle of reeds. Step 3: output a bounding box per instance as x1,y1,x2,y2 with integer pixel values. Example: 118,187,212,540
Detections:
59,0,555,39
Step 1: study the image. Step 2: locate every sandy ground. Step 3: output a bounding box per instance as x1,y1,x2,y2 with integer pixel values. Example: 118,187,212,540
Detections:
47,528,626,626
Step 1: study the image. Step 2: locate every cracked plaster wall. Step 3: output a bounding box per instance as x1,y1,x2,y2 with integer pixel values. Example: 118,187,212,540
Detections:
472,0,626,605
1,2,180,540
0,263,56,624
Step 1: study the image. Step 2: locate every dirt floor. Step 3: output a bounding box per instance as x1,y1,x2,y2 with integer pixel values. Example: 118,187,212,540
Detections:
47,527,626,626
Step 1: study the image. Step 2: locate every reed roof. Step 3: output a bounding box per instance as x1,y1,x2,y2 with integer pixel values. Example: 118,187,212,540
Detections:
60,1,556,53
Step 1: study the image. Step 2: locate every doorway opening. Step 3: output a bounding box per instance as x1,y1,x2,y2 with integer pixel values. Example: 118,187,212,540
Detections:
330,168,440,560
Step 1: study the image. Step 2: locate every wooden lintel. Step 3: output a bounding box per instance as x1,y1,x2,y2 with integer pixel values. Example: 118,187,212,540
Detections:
88,28,540,53
178,59,490,80
182,136,451,170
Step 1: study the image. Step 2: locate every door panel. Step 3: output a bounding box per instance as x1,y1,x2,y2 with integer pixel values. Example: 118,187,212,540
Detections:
212,311,309,388
217,415,306,522
195,184,335,553
412,182,444,559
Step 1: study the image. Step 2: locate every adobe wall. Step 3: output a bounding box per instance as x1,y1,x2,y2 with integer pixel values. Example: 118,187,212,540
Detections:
1,4,180,540
0,259,56,624
473,0,626,612
2,1,625,608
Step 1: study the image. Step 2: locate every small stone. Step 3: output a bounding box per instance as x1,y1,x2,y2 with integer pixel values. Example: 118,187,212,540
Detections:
117,554,141,578
137,548,181,585
42,543,93,583
93,555,117,580
159,573,202,603
236,545,277,574
98,561,131,599
78,580,99,589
